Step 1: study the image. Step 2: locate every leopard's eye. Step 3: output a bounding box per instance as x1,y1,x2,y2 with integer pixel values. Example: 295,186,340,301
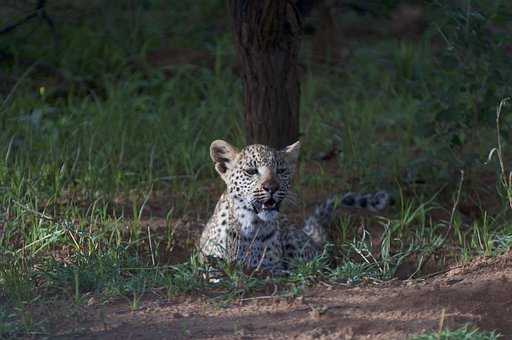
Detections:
244,168,258,176
276,168,287,174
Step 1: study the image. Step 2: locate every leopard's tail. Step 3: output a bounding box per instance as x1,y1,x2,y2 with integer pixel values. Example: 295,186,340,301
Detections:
338,191,392,212
302,191,391,247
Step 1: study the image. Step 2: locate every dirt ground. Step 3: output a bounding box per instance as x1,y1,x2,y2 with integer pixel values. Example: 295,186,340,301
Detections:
48,251,512,340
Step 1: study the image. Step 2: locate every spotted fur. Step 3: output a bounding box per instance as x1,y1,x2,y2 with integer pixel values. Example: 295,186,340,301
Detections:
199,140,390,273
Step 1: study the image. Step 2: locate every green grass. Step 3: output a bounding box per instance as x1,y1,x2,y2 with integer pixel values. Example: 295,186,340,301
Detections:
1,0,512,336
413,325,501,340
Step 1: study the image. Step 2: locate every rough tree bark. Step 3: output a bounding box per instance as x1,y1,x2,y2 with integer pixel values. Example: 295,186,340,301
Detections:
228,0,303,149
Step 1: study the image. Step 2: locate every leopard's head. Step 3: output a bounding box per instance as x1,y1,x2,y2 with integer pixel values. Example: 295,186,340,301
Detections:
210,140,300,222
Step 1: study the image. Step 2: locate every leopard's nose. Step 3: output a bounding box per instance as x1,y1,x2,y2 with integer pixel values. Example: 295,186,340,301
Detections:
262,179,279,193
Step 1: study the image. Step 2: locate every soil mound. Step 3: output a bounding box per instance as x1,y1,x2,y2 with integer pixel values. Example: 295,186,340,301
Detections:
69,251,512,339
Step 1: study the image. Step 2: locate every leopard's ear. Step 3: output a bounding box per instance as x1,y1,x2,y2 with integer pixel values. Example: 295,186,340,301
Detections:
283,140,300,164
210,140,239,176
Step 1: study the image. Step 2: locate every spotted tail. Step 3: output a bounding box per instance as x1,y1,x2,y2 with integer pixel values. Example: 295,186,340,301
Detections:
338,191,392,212
302,191,392,247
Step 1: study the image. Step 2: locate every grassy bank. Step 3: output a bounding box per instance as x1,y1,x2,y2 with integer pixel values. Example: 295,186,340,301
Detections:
1,0,511,336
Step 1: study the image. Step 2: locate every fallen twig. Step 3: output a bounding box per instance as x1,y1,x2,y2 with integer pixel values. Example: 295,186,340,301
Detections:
0,0,59,49
1,0,45,35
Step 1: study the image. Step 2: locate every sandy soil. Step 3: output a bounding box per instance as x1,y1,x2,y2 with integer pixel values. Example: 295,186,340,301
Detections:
48,251,512,340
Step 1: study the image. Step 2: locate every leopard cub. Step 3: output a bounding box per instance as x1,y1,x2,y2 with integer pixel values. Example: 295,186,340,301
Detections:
199,140,390,273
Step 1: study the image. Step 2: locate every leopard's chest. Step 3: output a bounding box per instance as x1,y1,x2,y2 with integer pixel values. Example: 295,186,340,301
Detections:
226,217,284,270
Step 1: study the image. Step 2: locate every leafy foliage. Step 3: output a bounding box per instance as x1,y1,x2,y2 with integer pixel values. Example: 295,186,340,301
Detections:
0,0,512,336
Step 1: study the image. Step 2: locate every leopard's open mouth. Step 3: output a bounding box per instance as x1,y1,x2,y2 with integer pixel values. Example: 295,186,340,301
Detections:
253,198,281,213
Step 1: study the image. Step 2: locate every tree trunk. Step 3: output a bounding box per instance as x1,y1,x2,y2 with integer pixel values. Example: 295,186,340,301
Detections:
229,0,303,149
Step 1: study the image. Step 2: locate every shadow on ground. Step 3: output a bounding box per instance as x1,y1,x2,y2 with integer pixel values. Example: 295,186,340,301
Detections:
50,251,512,339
